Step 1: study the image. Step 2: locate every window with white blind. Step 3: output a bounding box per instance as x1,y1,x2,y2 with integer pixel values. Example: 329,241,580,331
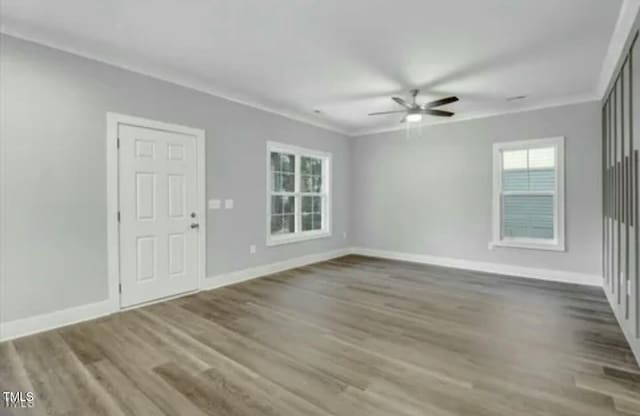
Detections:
491,137,565,251
267,141,331,246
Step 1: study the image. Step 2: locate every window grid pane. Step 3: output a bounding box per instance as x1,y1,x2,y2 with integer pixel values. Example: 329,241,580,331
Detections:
528,147,555,169
301,175,323,193
270,195,295,235
271,152,296,192
269,147,328,241
502,169,555,192
302,195,323,231
271,214,295,235
301,157,322,175
502,149,527,170
269,152,295,173
301,157,323,193
500,146,557,241
529,169,555,191
502,194,554,239
502,147,556,193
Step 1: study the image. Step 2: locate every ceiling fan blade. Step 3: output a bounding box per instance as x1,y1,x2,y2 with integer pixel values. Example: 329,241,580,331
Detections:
400,114,407,123
423,109,454,117
392,96,412,109
422,96,459,109
368,110,408,116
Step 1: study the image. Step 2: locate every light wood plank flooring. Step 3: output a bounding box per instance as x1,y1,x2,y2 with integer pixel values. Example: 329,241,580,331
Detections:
1,255,640,415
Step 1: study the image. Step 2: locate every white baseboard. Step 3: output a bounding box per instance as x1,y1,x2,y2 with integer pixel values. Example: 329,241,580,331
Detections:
1,246,603,343
0,247,353,342
604,288,640,366
352,247,602,287
203,247,353,290
0,298,115,342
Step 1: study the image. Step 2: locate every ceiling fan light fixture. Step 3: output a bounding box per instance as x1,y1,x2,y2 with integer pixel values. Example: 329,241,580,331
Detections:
406,113,423,123
368,90,458,123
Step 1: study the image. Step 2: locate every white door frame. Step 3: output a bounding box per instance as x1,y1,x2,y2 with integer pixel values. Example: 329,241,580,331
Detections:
106,112,206,311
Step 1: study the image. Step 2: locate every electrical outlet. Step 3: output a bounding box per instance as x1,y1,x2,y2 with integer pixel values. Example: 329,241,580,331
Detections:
343,231,347,239
224,199,234,209
208,199,221,209
249,244,256,254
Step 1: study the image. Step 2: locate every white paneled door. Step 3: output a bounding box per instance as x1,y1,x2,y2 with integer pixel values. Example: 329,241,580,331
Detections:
118,123,200,307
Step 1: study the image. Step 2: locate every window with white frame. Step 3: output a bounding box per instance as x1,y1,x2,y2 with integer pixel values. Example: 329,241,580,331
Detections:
267,142,331,245
491,137,565,251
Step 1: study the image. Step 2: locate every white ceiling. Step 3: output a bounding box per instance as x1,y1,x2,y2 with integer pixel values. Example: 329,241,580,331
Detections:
0,0,628,135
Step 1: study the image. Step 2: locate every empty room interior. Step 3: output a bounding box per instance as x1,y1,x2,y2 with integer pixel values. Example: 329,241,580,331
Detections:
3,0,640,415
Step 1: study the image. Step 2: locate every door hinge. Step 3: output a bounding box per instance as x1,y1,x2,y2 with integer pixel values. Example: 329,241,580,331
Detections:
117,211,121,222
118,283,122,294
117,138,120,149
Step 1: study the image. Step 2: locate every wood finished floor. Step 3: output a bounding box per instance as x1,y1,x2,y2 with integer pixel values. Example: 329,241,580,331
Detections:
1,255,640,416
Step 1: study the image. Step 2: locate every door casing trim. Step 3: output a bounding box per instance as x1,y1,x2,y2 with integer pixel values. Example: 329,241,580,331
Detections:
106,112,206,311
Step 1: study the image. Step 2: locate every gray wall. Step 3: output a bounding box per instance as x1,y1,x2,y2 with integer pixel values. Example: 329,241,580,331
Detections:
0,34,605,326
0,35,351,323
350,101,602,276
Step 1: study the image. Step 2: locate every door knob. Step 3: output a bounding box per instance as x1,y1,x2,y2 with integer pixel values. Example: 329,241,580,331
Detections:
190,223,200,229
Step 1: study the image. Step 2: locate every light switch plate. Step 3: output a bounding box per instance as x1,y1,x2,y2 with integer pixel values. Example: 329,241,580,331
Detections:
224,199,234,209
208,199,221,210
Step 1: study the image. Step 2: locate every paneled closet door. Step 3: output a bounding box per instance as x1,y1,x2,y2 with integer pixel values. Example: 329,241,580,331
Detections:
608,94,615,295
632,35,640,339
603,102,609,290
614,80,621,305
610,95,616,296
622,56,632,321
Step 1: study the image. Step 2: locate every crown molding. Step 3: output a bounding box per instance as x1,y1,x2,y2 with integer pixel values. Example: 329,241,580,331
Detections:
348,93,599,137
596,0,640,98
0,29,350,136
2,0,634,139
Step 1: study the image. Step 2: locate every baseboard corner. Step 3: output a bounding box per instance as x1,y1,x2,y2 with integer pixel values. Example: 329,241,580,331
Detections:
203,247,353,291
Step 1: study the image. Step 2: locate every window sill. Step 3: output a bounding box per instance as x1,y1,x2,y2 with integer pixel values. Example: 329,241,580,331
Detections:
489,240,565,252
267,230,331,247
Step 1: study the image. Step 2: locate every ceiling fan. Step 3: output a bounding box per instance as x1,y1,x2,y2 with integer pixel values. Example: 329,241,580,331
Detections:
368,89,459,123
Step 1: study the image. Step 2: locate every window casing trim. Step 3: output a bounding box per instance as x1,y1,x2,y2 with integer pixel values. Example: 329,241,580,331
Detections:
490,136,566,252
266,141,332,246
